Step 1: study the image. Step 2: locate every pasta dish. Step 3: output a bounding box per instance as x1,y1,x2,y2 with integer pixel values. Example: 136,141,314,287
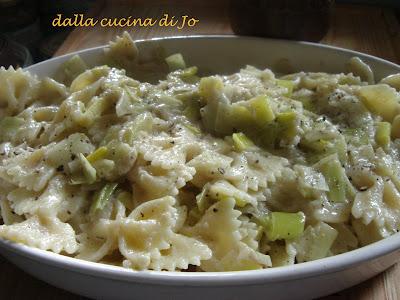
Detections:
0,33,400,271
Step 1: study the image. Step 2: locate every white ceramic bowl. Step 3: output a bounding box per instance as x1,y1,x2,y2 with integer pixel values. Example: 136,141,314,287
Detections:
1,36,400,300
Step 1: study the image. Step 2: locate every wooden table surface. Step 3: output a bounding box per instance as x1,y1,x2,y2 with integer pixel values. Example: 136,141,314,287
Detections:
3,1,400,299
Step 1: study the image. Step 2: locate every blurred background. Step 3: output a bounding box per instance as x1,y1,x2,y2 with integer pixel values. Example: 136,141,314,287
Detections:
0,0,399,68
0,0,95,66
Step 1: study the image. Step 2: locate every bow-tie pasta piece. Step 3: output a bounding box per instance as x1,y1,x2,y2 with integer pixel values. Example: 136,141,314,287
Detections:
7,175,86,222
0,147,55,192
118,196,211,271
184,198,271,271
0,214,77,254
225,151,289,192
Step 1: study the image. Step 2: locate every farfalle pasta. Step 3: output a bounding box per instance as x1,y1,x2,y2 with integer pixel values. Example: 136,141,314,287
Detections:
1,32,400,272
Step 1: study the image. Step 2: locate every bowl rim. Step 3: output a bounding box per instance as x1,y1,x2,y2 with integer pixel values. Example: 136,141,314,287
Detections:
2,232,400,286
3,35,399,286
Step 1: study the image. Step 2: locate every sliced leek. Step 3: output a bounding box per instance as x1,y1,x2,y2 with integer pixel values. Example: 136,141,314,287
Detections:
262,212,306,241
375,121,391,148
276,79,295,97
86,146,108,163
232,132,254,152
90,182,118,214
165,53,186,71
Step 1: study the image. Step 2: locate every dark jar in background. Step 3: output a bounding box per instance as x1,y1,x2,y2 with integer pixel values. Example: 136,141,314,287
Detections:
229,0,334,42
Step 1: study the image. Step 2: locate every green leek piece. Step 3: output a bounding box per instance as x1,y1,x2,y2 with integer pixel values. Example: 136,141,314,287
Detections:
231,104,254,130
90,182,118,214
177,92,201,121
392,115,400,139
232,132,254,152
317,155,355,202
375,121,391,148
165,53,186,71
0,117,24,141
294,222,338,262
117,191,134,210
276,111,296,123
214,102,234,135
175,91,199,102
334,135,348,164
276,79,295,97
179,66,199,83
255,225,264,241
183,100,201,121
198,76,224,102
251,215,267,227
78,153,97,184
218,195,247,208
300,138,330,152
263,212,305,241
86,146,108,163
319,158,345,202
232,196,247,208
199,77,224,132
183,123,201,135
248,95,275,126
276,111,297,139
301,135,347,164
358,84,400,122
180,66,197,77
256,112,297,149
257,122,280,149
